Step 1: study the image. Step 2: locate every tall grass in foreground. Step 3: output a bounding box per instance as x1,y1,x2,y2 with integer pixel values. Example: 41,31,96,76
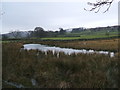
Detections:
2,42,120,88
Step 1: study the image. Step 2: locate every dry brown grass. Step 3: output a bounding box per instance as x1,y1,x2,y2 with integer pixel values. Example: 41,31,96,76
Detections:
2,40,120,88
35,38,119,52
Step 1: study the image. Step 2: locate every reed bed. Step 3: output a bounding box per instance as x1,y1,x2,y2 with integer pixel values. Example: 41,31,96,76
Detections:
2,41,120,88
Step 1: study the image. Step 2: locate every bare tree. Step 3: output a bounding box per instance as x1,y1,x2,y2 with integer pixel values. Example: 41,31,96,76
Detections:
26,31,32,39
10,30,21,38
2,34,8,40
84,0,114,13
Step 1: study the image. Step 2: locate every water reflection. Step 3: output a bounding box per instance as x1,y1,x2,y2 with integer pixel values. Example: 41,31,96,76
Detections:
23,44,115,58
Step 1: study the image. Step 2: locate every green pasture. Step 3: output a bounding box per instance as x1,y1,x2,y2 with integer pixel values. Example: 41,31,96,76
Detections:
41,34,118,40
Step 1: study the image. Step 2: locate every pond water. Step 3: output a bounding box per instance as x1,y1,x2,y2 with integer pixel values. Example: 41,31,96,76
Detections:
3,80,25,88
23,44,115,58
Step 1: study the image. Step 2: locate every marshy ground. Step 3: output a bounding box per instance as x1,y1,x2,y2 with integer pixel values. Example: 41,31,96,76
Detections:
2,38,120,88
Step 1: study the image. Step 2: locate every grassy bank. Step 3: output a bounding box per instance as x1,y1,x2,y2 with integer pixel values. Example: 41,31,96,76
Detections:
2,42,120,88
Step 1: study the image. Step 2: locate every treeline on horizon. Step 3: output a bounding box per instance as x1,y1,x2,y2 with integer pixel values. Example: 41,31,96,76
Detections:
2,25,119,40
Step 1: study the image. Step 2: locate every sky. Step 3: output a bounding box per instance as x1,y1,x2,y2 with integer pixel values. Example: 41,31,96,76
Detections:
0,0,119,34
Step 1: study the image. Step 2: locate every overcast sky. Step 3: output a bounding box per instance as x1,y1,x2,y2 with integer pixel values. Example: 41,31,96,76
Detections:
0,0,119,34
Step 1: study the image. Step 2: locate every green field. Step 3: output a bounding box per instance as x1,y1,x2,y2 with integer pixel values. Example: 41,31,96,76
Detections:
42,34,118,40
41,27,118,40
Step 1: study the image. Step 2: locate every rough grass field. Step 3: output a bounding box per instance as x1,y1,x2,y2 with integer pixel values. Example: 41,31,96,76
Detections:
31,38,119,52
2,38,120,88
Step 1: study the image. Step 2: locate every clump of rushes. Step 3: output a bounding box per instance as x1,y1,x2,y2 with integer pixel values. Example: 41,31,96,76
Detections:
2,41,120,88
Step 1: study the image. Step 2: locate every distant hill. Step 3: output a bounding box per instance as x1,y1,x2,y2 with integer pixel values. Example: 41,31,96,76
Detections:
2,31,31,39
1,25,119,40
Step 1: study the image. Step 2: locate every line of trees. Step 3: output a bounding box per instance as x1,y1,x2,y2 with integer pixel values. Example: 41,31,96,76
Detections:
30,27,66,38
3,27,66,39
2,25,118,40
